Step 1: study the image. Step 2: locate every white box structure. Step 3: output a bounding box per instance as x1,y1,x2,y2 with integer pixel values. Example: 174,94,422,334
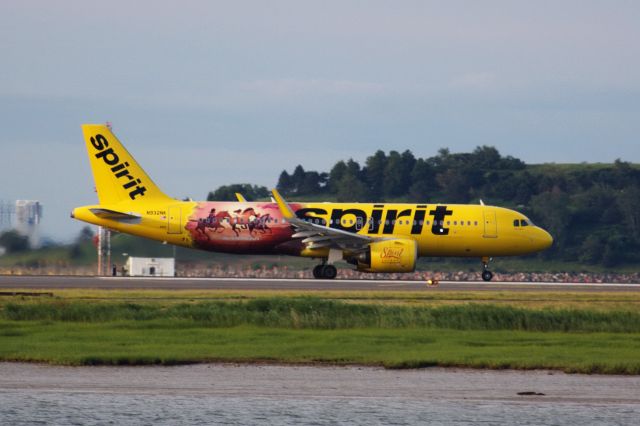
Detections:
125,257,175,277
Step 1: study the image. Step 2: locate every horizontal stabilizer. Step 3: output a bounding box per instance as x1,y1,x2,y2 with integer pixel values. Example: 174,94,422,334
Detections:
89,208,142,223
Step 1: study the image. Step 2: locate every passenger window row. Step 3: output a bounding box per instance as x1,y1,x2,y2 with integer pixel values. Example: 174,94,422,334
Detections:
217,216,484,228
301,218,480,227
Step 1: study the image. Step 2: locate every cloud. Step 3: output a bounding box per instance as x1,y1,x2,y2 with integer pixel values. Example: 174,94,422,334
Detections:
238,79,385,101
449,72,498,91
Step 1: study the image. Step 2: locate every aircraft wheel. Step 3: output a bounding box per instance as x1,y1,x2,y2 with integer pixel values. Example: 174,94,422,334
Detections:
312,265,324,279
481,270,493,282
322,265,337,279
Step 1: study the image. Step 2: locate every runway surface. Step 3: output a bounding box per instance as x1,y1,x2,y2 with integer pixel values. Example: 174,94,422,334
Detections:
1,275,639,292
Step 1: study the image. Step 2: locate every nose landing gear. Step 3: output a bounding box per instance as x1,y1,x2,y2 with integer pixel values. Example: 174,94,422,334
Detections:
481,257,494,282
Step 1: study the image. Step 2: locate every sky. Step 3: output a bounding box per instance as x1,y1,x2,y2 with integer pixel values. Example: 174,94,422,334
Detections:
1,0,639,241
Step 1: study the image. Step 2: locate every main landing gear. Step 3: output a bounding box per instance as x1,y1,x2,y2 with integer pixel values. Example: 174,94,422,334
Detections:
481,256,494,282
313,264,337,280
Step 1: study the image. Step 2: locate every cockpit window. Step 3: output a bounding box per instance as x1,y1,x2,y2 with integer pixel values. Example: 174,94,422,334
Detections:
513,219,520,227
520,219,528,227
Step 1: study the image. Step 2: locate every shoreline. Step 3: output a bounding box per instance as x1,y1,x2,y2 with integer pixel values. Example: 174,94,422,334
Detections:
1,359,639,377
2,362,640,405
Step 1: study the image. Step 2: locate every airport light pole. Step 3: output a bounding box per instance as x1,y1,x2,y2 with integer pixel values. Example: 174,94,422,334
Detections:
96,226,111,276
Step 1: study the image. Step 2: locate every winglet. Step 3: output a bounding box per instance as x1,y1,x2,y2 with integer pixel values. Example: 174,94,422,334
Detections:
271,189,295,220
235,193,247,202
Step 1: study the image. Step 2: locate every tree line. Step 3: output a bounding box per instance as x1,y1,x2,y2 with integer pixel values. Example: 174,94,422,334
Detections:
206,146,640,268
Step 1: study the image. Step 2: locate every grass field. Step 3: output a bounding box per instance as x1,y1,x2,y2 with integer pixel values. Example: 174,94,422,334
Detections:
4,288,640,310
1,291,639,374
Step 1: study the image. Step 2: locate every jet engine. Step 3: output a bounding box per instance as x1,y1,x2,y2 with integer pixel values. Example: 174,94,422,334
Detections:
354,239,418,273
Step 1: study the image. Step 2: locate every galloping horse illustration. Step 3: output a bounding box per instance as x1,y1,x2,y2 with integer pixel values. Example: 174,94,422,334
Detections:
248,213,272,235
191,207,273,240
191,209,234,239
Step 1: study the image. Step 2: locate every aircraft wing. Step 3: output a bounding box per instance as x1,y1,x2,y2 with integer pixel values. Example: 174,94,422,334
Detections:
271,189,376,251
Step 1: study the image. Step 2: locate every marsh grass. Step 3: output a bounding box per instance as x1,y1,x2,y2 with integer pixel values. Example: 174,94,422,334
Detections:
5,288,640,311
3,296,640,373
1,322,639,374
3,297,640,333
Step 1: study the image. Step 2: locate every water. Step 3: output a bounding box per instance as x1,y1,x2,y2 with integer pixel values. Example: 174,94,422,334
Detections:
1,363,639,425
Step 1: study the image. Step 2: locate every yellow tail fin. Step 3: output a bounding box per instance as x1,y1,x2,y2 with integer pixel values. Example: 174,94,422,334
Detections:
81,124,173,205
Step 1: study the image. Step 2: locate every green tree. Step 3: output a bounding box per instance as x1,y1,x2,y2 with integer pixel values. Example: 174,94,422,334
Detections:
400,150,416,186
328,161,348,194
0,230,30,254
436,167,478,202
601,232,627,267
408,158,436,201
382,151,406,198
471,146,501,169
276,170,294,195
529,190,572,254
346,159,362,178
277,165,327,196
579,234,603,264
617,184,640,242
77,226,94,242
68,226,95,260
364,150,387,200
298,171,326,195
470,146,525,170
336,173,369,202
513,172,537,205
207,184,269,201
432,148,451,169
290,165,306,195
572,185,617,225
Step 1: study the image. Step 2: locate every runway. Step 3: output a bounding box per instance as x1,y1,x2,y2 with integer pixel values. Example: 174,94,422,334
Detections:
1,275,639,292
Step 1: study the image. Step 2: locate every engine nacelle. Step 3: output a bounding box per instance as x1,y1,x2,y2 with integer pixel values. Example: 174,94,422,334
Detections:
356,239,418,273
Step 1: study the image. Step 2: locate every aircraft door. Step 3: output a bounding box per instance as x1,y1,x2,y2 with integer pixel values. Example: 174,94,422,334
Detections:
167,205,182,234
483,209,497,238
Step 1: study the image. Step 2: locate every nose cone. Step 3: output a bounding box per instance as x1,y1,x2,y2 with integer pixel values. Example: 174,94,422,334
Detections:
533,227,553,251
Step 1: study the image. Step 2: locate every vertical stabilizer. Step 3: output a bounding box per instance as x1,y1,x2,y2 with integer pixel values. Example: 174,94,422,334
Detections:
81,124,173,205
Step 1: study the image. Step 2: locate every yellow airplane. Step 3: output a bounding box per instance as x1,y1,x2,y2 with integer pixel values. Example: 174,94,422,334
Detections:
71,124,553,280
